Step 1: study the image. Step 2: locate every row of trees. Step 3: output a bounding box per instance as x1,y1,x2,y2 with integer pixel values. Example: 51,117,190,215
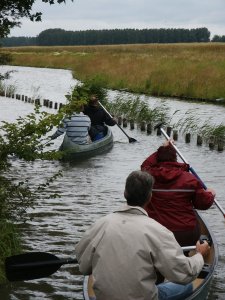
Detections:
1,27,212,47
211,35,225,42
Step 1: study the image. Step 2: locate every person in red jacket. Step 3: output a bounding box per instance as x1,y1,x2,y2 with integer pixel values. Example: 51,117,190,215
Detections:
141,140,215,247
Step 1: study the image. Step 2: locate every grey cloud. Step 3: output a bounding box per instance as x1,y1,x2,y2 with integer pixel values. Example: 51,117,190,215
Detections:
10,0,225,37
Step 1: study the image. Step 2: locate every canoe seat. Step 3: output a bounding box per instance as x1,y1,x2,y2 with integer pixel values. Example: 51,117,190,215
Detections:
192,278,204,290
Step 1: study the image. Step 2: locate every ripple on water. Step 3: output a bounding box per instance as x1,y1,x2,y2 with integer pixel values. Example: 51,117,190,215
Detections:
0,67,225,299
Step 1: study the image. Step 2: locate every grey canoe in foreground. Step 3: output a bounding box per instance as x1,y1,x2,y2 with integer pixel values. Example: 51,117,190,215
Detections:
83,212,218,300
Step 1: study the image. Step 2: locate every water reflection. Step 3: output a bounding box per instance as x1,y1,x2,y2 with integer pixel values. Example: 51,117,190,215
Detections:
0,66,224,300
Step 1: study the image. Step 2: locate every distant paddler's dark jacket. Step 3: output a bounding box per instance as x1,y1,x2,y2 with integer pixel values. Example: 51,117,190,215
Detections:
84,104,116,127
141,152,214,232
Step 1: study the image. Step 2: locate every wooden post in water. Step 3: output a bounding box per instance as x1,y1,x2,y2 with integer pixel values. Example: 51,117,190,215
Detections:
49,101,53,108
185,133,191,143
123,118,128,128
217,140,224,152
140,121,146,131
209,136,215,150
166,126,172,137
147,123,152,134
197,135,203,146
35,99,40,105
117,116,122,126
156,127,161,136
54,102,58,110
130,120,134,130
173,130,178,141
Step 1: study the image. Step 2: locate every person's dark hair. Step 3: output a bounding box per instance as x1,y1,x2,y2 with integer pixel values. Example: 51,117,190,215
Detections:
157,144,177,162
89,94,98,105
124,171,154,207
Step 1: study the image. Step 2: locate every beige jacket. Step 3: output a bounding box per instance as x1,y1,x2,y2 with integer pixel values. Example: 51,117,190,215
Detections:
75,205,204,300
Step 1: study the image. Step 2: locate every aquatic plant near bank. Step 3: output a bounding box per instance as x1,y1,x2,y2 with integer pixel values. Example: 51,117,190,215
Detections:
172,110,225,146
106,95,169,126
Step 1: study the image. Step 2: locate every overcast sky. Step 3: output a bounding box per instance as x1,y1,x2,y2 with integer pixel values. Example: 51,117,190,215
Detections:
9,0,225,38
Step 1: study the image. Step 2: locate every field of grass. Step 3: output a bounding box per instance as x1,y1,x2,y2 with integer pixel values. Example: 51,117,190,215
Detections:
1,43,225,101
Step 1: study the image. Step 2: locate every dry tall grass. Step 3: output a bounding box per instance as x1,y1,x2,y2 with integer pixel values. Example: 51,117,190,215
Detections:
1,43,225,101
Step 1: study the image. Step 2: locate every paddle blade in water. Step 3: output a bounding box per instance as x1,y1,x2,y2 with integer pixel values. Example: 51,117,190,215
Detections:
129,137,137,143
5,252,77,282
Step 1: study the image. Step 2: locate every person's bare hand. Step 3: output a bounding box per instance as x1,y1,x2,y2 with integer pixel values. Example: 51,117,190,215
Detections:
196,241,210,257
163,138,174,147
206,188,216,197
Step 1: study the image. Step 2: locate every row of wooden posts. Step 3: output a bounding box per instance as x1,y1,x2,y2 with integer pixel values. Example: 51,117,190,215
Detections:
1,91,224,152
0,91,64,110
118,117,224,152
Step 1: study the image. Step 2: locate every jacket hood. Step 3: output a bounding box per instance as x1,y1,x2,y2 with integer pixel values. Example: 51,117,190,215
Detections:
150,161,188,183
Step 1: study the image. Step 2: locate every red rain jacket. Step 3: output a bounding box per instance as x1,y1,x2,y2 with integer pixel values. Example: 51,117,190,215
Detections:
141,152,214,232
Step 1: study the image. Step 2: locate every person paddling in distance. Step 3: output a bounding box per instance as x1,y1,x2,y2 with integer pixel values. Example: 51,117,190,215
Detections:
141,139,216,247
83,94,117,141
75,170,210,300
50,103,91,144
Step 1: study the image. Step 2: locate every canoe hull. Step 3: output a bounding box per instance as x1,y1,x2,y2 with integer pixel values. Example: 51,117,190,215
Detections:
185,213,218,300
60,127,113,160
83,212,218,300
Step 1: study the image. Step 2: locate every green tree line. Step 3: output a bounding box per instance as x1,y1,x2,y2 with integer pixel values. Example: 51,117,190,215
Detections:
211,35,225,42
1,27,212,47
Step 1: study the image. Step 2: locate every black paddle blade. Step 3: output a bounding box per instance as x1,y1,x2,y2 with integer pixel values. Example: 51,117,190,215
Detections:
128,137,137,143
5,252,77,282
153,122,165,130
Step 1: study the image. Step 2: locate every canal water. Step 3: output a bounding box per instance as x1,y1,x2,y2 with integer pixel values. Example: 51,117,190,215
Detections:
0,66,224,300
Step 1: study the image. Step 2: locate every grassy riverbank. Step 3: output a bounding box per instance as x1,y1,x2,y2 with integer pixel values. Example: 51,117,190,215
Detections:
1,43,225,102
0,223,20,282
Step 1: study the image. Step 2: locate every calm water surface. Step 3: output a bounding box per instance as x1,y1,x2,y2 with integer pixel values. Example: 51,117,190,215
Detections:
0,66,224,300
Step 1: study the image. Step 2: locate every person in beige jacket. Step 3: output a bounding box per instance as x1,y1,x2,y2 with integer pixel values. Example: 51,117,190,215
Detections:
75,170,210,300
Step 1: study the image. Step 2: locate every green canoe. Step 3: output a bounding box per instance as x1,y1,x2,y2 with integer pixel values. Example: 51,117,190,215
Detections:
59,127,113,160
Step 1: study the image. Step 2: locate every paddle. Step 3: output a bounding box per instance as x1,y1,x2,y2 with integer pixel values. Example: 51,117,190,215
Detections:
5,252,77,282
98,101,137,143
42,139,52,147
5,244,197,282
154,123,225,218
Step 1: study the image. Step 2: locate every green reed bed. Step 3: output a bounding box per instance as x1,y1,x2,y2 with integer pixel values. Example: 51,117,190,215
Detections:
107,95,169,126
107,97,225,147
2,43,225,102
173,109,225,146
